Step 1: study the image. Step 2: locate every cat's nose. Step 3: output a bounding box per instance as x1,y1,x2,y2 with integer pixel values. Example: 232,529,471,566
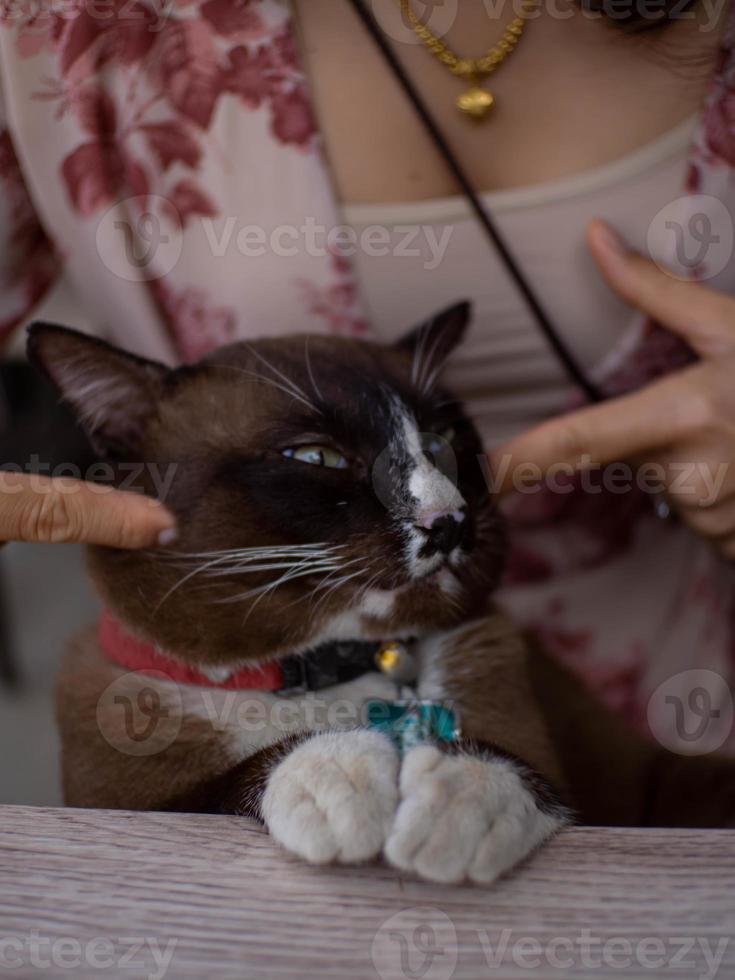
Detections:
417,510,466,555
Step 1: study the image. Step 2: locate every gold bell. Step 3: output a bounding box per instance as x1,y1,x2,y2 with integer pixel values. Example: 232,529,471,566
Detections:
375,641,418,686
457,88,494,120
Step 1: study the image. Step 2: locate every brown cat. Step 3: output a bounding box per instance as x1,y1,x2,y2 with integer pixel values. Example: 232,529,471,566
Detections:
28,303,735,885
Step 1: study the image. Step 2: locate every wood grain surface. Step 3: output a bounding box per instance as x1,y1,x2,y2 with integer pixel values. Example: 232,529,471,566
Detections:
0,806,733,979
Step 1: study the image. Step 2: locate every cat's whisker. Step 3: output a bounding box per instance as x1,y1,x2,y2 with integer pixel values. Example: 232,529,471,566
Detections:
164,556,337,574
225,366,317,414
304,336,325,406
219,555,365,607
194,551,339,573
411,322,430,389
244,344,322,415
154,545,343,610
419,327,448,395
351,565,384,609
226,559,351,624
166,544,338,559
215,568,334,604
159,545,341,571
207,550,357,581
204,560,343,579
421,362,444,397
305,567,344,611
413,325,440,394
277,558,371,613
154,555,240,610
308,565,369,617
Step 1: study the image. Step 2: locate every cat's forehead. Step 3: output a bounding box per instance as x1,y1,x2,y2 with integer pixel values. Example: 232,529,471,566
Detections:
204,334,403,389
156,334,433,450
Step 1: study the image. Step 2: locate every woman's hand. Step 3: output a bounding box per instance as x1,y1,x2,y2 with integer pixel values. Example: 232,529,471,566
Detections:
0,473,176,549
491,219,735,558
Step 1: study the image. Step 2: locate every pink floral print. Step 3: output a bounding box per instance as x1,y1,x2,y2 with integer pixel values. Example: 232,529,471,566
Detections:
296,252,369,336
5,0,315,225
153,280,236,362
0,127,59,334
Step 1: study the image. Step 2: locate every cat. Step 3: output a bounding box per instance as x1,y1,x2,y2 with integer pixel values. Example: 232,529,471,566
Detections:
28,302,735,885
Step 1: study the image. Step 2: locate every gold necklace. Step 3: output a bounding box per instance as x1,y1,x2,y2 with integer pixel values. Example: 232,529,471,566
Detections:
399,0,538,120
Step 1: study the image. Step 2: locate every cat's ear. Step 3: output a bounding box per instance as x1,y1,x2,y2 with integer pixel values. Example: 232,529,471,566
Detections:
27,323,170,457
395,301,471,386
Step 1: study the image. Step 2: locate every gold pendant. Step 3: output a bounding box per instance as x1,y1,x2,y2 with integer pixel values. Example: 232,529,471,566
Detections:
456,87,494,120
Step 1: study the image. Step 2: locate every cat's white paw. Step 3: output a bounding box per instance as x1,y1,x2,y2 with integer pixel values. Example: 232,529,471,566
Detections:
384,745,566,884
262,729,400,865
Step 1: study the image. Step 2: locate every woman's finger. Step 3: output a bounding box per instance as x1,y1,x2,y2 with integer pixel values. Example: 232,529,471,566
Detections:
675,493,735,541
653,447,735,510
587,219,735,358
490,367,706,495
0,473,176,549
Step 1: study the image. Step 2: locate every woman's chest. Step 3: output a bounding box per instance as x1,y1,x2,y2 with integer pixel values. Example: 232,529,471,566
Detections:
293,0,723,204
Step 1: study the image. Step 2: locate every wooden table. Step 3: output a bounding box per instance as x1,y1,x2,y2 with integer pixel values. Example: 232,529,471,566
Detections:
1,806,733,979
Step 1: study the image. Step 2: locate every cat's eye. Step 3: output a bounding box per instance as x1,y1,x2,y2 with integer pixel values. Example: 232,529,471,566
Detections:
282,445,348,469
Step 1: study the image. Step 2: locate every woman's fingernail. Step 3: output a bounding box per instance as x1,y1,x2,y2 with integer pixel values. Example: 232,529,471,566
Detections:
158,527,178,547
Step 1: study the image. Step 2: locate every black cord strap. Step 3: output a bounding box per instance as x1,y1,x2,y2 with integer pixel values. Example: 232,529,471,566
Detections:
347,0,604,404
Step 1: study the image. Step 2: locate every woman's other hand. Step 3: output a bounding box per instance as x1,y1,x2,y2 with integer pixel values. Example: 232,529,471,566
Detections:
491,219,735,558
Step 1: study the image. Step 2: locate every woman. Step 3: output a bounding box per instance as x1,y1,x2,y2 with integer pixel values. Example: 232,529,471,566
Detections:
1,0,734,751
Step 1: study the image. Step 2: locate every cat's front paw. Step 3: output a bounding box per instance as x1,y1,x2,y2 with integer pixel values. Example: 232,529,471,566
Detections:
261,729,400,865
384,745,567,884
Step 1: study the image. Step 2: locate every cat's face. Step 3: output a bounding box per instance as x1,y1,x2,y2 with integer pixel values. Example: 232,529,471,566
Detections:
28,303,504,667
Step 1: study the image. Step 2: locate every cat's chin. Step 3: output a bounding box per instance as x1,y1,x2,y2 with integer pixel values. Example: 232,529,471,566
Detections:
363,565,459,607
400,564,459,594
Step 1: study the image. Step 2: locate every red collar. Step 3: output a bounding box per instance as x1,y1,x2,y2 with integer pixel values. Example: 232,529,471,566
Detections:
99,610,285,691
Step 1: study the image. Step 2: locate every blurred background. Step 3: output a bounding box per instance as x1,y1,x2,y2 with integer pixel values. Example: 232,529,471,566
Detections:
0,277,101,804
